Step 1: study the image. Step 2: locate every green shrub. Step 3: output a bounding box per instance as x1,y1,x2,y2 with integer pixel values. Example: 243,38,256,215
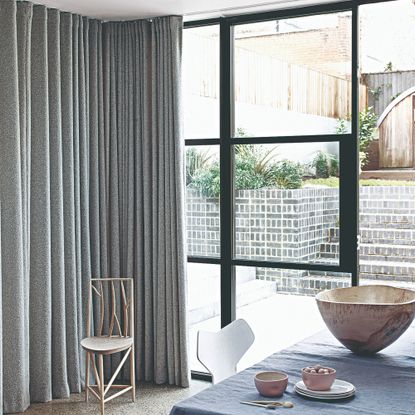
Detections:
336,107,378,166
330,156,339,177
359,107,378,165
269,160,303,189
311,151,339,178
189,145,304,197
186,147,214,186
190,161,220,197
335,118,349,134
234,155,269,190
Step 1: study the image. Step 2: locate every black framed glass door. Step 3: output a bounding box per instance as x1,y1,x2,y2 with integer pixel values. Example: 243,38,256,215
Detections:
183,0,386,376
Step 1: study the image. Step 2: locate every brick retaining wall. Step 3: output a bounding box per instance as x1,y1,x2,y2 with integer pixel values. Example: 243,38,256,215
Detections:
186,187,339,262
186,186,415,295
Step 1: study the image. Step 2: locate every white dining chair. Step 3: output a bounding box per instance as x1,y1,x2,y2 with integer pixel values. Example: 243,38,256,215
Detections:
197,319,255,384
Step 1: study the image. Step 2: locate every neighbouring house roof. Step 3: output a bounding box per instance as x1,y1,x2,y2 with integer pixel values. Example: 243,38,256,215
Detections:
377,86,415,127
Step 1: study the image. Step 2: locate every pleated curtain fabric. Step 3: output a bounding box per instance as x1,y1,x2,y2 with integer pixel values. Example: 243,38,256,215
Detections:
101,19,188,387
0,1,188,413
0,208,3,415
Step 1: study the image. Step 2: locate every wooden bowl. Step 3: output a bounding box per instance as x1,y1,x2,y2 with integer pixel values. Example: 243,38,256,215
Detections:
316,285,415,354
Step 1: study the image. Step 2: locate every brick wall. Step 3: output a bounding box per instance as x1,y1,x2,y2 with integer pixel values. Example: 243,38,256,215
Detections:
187,186,415,295
186,191,220,257
235,15,351,79
186,187,339,262
234,188,338,262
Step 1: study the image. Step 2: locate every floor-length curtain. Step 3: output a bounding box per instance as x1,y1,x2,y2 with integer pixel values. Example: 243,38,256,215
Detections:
0,207,3,414
0,2,33,412
0,2,94,412
0,1,187,413
102,17,188,387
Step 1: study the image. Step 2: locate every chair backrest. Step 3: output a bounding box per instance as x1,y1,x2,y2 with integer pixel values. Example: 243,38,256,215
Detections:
197,319,255,384
86,278,134,339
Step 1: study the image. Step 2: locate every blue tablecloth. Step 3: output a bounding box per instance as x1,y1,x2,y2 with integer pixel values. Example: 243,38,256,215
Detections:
170,324,415,415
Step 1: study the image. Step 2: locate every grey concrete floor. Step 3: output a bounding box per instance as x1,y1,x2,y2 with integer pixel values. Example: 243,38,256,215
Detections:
19,381,209,415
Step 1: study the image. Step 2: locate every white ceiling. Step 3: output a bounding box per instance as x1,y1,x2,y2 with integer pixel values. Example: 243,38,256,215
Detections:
31,0,333,21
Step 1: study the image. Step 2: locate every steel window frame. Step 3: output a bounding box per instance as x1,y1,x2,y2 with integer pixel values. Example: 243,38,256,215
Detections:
184,0,394,380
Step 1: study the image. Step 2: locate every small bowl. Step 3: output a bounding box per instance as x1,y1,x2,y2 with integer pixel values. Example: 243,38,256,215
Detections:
254,371,288,397
301,367,336,391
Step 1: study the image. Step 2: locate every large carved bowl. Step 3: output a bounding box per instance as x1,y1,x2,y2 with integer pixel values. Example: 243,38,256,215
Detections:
316,285,415,354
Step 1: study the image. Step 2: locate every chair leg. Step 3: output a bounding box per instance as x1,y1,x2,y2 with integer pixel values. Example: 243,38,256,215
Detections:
98,354,105,415
85,351,90,402
130,346,136,401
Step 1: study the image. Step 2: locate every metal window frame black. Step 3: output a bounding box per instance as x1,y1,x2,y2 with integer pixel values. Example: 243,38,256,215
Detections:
185,0,394,380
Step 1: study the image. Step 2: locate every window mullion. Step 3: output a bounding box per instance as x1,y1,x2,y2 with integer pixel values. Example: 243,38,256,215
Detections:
219,19,235,327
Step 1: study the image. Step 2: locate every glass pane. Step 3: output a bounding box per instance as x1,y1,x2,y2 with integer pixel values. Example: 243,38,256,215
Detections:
234,12,352,137
236,266,351,369
187,263,221,372
359,185,415,290
234,142,340,265
359,0,415,291
360,0,415,74
183,25,220,139
186,145,220,257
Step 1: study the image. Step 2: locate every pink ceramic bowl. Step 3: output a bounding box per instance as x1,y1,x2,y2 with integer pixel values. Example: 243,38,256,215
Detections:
301,367,336,391
254,371,288,397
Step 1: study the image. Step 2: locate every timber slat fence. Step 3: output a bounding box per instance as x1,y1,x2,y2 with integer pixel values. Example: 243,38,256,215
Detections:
184,33,367,120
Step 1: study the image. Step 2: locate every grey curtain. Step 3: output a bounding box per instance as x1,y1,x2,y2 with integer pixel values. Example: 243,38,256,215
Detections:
0,207,3,414
0,1,188,413
101,19,188,387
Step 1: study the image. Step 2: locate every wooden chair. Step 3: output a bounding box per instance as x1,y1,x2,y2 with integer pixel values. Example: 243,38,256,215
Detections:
81,278,135,414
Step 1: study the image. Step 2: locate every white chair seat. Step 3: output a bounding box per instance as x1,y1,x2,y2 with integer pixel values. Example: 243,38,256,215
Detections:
197,319,255,384
81,336,133,355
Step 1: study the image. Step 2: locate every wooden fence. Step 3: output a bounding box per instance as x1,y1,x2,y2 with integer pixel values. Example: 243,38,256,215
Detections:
362,70,415,115
183,32,369,120
235,46,353,119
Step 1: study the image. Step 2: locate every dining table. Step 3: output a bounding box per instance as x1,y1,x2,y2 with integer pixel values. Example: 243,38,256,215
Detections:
170,323,415,415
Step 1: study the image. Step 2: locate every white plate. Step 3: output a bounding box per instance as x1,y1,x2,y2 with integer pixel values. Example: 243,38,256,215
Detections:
296,380,355,395
295,386,355,395
295,387,355,400
295,380,355,400
295,387,355,401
